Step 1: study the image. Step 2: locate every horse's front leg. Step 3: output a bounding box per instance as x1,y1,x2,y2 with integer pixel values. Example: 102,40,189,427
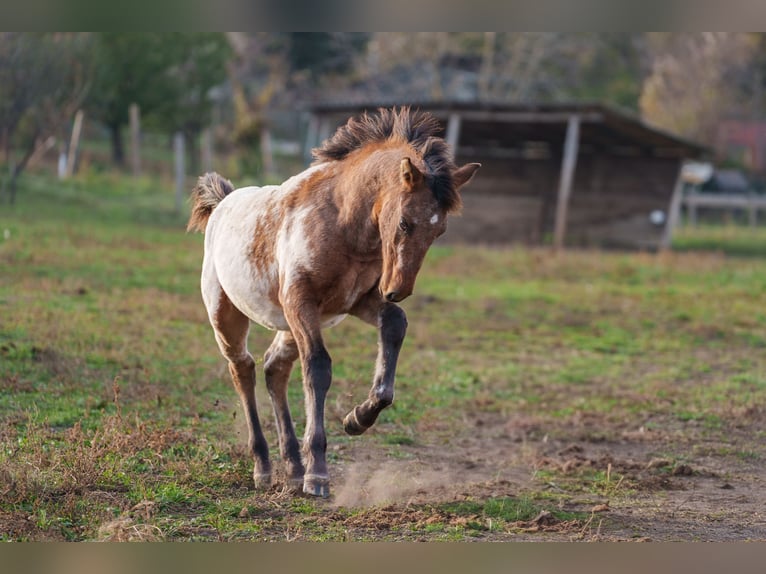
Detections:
343,293,408,435
283,299,333,497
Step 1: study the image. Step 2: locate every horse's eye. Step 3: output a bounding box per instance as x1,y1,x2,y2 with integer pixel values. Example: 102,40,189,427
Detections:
398,218,410,234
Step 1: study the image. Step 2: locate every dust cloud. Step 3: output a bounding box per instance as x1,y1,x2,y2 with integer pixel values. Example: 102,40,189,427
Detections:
332,460,452,508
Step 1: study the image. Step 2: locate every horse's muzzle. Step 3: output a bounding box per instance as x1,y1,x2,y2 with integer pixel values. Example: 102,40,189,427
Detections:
385,290,409,303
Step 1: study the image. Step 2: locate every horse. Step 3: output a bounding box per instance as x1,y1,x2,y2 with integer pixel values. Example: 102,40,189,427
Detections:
187,107,479,497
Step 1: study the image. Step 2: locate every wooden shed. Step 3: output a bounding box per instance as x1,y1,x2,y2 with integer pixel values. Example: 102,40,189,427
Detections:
305,101,707,250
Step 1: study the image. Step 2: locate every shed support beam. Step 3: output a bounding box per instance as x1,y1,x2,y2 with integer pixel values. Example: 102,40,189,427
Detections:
553,115,581,250
304,114,320,164
661,160,687,249
318,118,332,147
446,113,462,150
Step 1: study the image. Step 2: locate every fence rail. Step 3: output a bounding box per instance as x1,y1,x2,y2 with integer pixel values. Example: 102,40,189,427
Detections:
682,193,766,226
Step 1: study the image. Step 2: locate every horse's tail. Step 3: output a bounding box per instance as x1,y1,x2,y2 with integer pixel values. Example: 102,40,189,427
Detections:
187,172,235,233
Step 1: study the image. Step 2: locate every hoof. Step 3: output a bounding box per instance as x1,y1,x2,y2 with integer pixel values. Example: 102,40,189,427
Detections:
303,474,330,498
343,409,368,436
253,473,272,490
287,476,305,494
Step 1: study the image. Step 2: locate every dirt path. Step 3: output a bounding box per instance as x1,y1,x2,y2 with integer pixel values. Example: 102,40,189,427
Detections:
326,410,766,541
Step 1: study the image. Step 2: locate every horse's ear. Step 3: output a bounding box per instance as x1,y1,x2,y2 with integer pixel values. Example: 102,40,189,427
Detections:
453,163,481,190
400,158,424,190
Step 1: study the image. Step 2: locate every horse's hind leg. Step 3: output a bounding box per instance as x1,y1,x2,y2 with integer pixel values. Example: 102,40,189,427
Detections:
263,330,304,491
207,288,271,489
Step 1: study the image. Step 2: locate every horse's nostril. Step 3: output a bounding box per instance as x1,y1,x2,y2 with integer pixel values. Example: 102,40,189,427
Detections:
386,291,398,302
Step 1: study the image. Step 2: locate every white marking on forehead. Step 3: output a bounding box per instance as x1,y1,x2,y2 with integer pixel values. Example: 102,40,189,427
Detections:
430,213,440,225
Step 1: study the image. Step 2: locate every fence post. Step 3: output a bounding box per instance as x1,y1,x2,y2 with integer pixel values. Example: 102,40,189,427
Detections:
748,197,757,227
174,132,185,214
260,127,274,178
689,200,697,226
201,128,213,173
57,149,67,179
130,103,141,177
65,110,84,178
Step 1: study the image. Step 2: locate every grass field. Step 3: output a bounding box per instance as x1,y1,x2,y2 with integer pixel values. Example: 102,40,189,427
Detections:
2,173,766,541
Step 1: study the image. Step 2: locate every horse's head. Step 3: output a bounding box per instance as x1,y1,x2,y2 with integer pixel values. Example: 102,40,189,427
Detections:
377,158,479,303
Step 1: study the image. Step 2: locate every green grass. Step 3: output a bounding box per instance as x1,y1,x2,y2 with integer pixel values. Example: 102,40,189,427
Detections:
673,224,766,257
2,172,766,540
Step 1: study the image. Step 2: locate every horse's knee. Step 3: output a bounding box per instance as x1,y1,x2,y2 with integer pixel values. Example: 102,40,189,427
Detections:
382,305,407,344
264,357,292,397
263,353,288,381
264,334,298,384
228,353,256,380
305,348,332,390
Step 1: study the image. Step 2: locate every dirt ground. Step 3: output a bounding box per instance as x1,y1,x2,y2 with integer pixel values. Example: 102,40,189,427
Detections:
325,408,766,541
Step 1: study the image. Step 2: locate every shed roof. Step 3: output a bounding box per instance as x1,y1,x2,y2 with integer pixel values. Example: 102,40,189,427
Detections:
308,100,708,159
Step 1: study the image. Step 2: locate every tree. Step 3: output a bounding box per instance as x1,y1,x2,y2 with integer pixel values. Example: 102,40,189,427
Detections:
737,33,766,117
353,33,646,108
287,33,368,82
86,33,230,168
145,33,231,173
224,33,288,175
0,33,91,203
361,33,474,101
640,33,755,145
86,33,174,165
563,33,647,111
224,33,367,176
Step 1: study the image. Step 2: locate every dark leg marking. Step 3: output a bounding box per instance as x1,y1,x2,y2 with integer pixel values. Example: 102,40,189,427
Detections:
344,302,407,435
263,330,304,491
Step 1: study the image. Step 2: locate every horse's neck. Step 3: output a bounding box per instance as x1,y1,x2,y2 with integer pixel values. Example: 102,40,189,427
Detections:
330,152,398,255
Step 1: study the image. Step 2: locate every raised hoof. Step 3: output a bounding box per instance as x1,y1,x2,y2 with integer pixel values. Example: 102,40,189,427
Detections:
253,473,272,490
303,475,330,498
343,409,369,436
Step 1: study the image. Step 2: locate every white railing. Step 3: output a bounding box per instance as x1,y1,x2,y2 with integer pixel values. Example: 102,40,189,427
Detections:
682,193,766,226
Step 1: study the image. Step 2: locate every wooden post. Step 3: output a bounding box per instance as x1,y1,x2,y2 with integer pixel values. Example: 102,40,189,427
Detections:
478,32,496,100
65,110,84,177
174,132,185,214
318,118,332,147
129,103,141,177
6,156,15,204
57,150,67,179
304,114,319,164
553,115,581,250
260,127,274,178
748,197,757,227
201,128,213,172
446,113,462,151
661,160,686,249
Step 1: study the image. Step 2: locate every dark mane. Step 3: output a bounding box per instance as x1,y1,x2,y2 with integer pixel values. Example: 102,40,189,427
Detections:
312,107,462,212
